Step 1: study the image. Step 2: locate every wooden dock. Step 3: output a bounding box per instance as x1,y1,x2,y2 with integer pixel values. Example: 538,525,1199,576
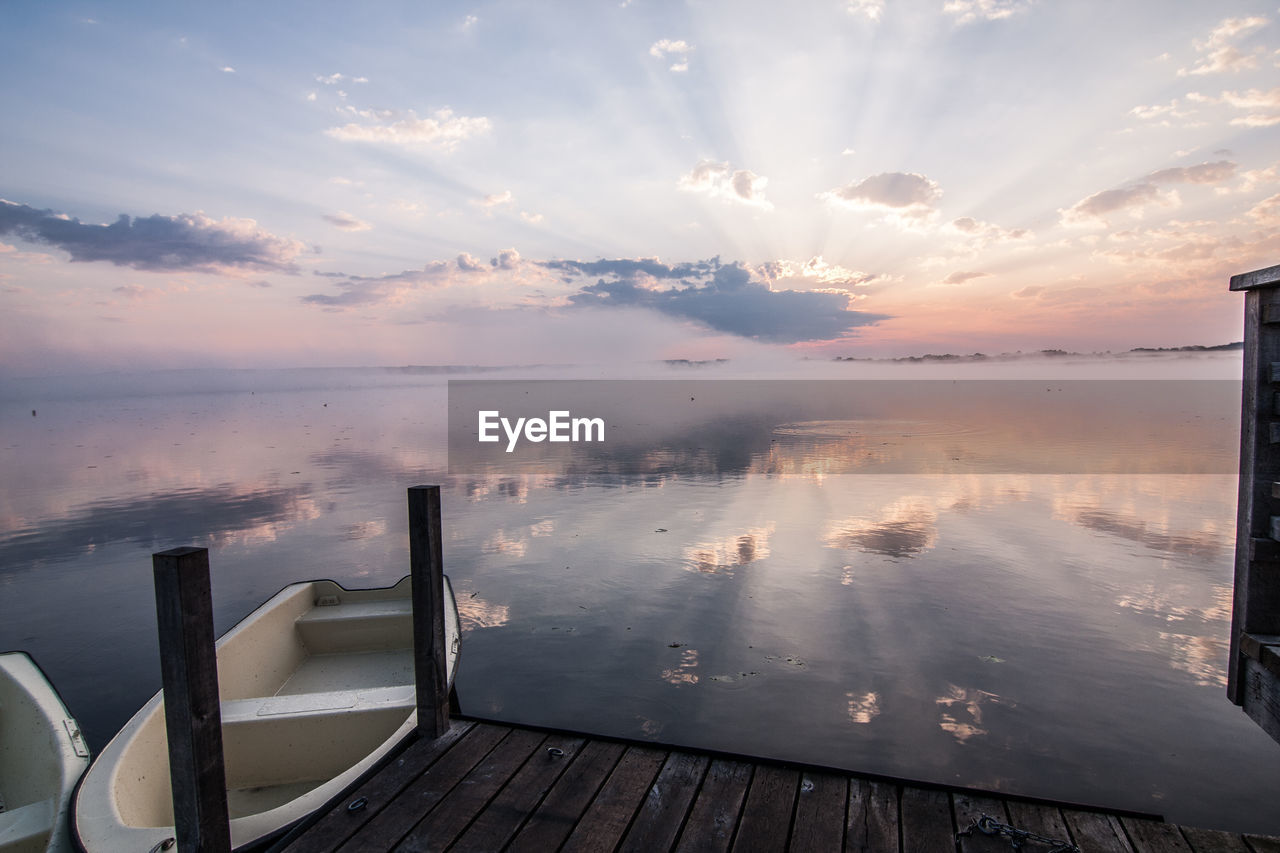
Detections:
272,717,1280,853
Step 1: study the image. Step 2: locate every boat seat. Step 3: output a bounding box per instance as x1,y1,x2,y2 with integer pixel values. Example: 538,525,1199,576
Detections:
220,684,414,725
0,796,55,849
293,599,414,654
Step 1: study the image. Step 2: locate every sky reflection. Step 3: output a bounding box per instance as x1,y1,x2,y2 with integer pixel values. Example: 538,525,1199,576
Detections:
1,370,1276,834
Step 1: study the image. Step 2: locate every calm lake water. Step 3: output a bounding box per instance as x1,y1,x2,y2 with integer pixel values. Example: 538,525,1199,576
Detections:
3,355,1279,834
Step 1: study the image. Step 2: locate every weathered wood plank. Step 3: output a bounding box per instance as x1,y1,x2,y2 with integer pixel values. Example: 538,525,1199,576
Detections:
1230,263,1280,291
620,751,710,853
278,721,476,853
953,793,1010,853
845,779,899,853
152,546,231,853
899,787,952,853
392,727,547,852
407,485,449,740
789,772,847,852
1061,809,1134,852
731,765,798,853
1245,834,1280,852
1122,818,1194,853
505,740,626,853
674,759,753,853
562,746,668,853
447,734,586,853
1179,825,1253,852
1004,799,1071,843
334,723,509,852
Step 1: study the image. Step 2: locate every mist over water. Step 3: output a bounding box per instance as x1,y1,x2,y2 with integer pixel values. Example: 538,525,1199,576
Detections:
2,351,1276,834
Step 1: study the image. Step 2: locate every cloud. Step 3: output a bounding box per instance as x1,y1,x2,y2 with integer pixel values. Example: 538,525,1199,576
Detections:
474,190,513,208
938,270,990,285
947,217,1031,245
1060,161,1236,225
1179,16,1269,76
220,66,236,73
491,248,520,269
818,172,942,222
302,254,489,307
943,0,1034,25
321,211,372,231
1250,193,1280,225
678,160,772,209
316,72,369,86
756,256,877,289
461,14,479,30
846,0,883,21
520,211,544,224
546,257,887,343
1145,160,1237,184
0,199,303,272
650,39,693,72
326,108,491,151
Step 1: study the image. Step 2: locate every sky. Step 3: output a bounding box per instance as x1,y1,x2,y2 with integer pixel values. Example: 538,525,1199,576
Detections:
2,0,1279,375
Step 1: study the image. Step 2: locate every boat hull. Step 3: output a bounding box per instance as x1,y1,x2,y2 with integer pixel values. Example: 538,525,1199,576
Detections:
0,652,90,853
72,575,460,852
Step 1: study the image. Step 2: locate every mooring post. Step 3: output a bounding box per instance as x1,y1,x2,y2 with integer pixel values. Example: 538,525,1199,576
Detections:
408,485,449,740
1228,263,1280,745
152,546,231,853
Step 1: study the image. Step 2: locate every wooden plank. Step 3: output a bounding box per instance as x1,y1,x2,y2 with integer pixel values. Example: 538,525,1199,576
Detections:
845,779,899,853
673,759,753,853
1004,799,1071,842
1241,656,1280,747
505,740,627,853
1122,818,1195,853
1179,825,1253,852
731,765,798,853
953,793,1010,853
1062,809,1134,852
620,751,710,853
562,746,668,853
392,727,547,852
789,772,847,852
279,721,476,853
447,733,587,853
900,787,952,853
334,723,509,852
407,485,449,740
1230,263,1280,291
152,546,231,853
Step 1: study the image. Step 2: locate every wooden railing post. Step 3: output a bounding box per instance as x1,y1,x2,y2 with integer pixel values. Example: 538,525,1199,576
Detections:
408,486,449,740
152,546,231,853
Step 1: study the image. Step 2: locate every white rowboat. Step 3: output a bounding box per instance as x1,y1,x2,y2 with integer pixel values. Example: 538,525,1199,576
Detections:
73,575,459,851
0,651,91,853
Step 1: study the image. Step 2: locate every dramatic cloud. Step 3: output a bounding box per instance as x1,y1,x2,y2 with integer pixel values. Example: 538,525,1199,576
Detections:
321,211,372,231
0,199,302,272
1179,16,1269,76
1145,160,1237,184
678,160,771,209
1250,193,1280,225
546,257,887,343
819,172,941,222
326,108,491,151
943,0,1034,25
649,39,693,72
948,217,1031,245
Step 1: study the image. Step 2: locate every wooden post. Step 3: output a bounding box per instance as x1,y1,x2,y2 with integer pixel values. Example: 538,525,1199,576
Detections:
1228,262,1280,745
408,486,449,740
152,546,231,853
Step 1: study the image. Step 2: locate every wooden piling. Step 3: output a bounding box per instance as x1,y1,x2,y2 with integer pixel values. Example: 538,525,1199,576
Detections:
1228,262,1280,745
152,546,232,853
408,485,450,740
